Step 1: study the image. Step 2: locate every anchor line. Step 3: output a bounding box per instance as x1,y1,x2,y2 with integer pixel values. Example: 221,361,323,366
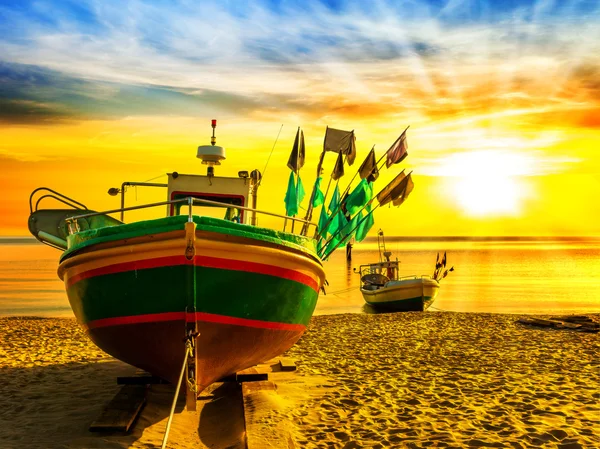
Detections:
161,333,195,449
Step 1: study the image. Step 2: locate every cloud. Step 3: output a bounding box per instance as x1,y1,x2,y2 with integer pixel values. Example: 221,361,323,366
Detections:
0,61,300,123
0,0,598,125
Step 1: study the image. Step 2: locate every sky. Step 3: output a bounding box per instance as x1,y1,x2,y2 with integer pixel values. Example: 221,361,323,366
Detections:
1,0,599,237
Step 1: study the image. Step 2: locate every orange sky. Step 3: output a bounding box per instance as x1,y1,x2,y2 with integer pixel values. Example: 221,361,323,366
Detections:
1,1,599,237
2,110,598,237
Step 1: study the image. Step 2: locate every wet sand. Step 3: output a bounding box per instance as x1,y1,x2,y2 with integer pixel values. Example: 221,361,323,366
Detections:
0,313,598,448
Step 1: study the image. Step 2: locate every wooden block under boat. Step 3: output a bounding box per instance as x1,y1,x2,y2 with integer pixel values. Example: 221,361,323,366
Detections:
278,358,297,372
89,384,147,433
236,367,269,383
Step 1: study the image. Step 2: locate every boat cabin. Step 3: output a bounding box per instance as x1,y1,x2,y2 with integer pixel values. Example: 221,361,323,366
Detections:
357,260,400,290
167,170,259,225
27,120,316,251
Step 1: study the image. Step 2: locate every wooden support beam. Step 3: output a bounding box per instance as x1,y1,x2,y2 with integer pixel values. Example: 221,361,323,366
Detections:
89,385,147,433
117,375,169,385
237,372,269,382
242,381,296,449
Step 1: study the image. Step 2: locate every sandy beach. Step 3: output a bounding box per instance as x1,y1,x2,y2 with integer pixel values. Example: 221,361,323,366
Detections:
0,312,598,448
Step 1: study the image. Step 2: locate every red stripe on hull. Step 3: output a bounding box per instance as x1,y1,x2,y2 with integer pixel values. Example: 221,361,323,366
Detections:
67,254,318,292
83,311,306,332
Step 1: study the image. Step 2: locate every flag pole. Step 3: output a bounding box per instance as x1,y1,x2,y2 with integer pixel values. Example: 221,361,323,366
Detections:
313,152,348,239
314,146,374,240
319,170,413,258
303,126,354,236
300,149,326,235
315,125,409,240
291,127,300,234
320,201,380,260
376,125,409,169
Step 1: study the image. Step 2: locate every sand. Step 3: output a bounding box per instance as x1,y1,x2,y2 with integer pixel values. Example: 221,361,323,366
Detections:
0,313,598,448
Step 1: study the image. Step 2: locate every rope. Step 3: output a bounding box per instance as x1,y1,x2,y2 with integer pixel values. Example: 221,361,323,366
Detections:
143,173,167,183
260,124,284,184
161,338,193,449
327,286,358,295
429,305,450,312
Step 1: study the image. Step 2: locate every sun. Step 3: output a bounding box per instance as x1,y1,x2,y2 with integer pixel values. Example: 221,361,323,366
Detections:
453,174,521,216
435,150,533,217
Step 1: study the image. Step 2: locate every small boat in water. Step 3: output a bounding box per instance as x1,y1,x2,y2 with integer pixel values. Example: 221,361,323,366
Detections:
357,230,452,311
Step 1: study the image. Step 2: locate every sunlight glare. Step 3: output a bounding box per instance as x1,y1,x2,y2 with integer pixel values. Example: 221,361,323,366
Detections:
436,150,533,217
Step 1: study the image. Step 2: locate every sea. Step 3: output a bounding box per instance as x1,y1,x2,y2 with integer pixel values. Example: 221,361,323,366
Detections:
0,237,599,317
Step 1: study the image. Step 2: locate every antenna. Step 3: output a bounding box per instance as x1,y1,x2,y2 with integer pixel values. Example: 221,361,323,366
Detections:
260,124,283,185
197,119,226,177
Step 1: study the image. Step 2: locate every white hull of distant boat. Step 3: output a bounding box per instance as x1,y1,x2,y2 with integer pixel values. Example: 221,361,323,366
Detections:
361,277,440,312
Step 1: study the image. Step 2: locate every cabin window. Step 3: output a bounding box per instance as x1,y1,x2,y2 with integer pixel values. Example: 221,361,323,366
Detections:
170,192,246,222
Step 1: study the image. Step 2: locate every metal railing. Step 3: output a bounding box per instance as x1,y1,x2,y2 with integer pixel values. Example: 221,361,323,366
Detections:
64,196,317,236
29,187,88,213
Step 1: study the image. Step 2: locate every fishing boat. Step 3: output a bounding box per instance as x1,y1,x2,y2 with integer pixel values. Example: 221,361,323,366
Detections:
27,120,417,409
28,120,331,409
357,230,452,312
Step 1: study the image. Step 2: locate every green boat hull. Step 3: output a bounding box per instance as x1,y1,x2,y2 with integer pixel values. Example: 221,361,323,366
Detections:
58,216,325,389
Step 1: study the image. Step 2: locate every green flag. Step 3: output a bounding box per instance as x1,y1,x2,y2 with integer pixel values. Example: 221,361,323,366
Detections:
318,206,329,236
328,185,340,214
345,179,373,216
312,177,325,207
297,174,305,206
326,210,347,238
322,234,340,257
284,171,298,216
355,205,374,242
339,214,359,247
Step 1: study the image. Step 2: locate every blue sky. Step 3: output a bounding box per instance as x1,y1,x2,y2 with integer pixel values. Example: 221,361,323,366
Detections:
1,0,599,124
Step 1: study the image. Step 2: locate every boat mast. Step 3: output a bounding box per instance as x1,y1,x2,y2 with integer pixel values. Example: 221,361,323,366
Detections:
377,229,392,262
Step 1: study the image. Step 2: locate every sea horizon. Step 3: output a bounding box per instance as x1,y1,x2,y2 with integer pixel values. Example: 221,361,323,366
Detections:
1,236,599,318
3,235,600,243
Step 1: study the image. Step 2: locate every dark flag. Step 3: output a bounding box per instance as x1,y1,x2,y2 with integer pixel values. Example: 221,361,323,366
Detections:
287,127,305,173
385,129,408,168
391,173,414,207
323,127,357,165
376,170,406,206
331,151,345,180
358,146,379,182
